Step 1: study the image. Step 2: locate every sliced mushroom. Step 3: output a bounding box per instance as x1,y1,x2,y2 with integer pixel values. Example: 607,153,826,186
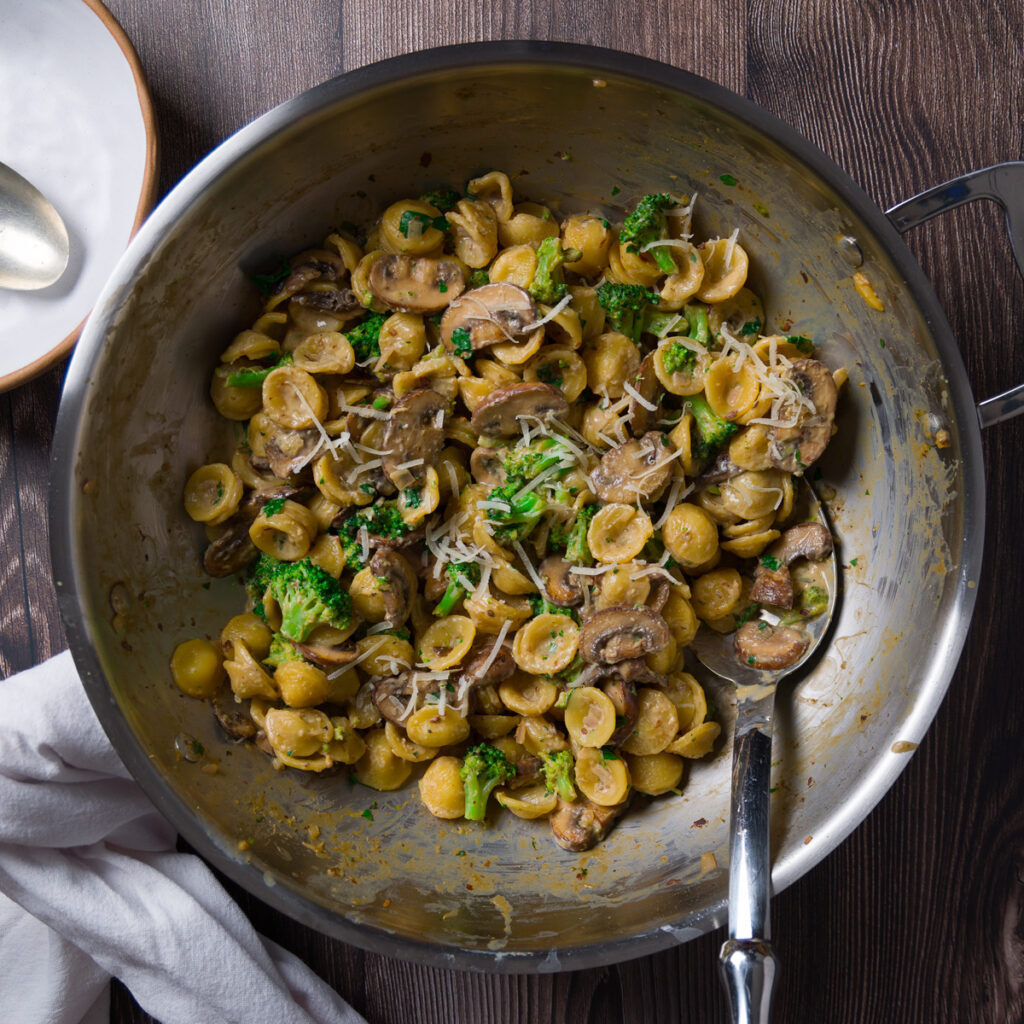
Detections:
369,254,467,314
626,353,662,435
292,287,361,315
371,672,438,725
212,696,257,741
603,674,639,747
239,484,312,517
579,607,672,664
369,548,417,628
539,555,584,608
294,642,360,669
204,521,258,577
591,432,676,504
733,621,809,670
470,446,506,487
549,796,628,852
750,522,834,609
270,248,347,303
514,754,544,787
440,283,540,354
769,359,839,473
461,639,516,687
470,382,570,437
647,577,671,614
381,388,447,489
264,428,324,479
695,450,743,488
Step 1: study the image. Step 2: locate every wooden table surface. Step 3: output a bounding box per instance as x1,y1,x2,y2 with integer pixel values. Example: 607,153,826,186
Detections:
2,1,1023,1021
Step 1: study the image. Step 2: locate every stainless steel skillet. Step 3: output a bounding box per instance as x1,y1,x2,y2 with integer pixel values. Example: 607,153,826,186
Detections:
49,41,1024,971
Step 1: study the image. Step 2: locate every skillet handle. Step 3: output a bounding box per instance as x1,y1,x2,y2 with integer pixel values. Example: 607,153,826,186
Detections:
885,162,1024,429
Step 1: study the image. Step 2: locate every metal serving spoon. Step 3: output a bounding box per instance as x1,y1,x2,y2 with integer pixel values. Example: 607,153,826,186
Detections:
690,482,838,1024
0,160,70,290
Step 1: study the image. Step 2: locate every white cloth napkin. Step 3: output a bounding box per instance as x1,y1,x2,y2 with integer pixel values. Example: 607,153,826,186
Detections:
0,651,368,1024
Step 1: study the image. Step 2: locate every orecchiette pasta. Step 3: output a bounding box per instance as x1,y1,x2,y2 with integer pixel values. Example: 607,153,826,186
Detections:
177,173,845,852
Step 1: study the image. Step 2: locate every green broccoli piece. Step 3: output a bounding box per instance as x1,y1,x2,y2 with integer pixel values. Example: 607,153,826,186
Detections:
688,393,739,461
418,188,461,213
226,351,293,389
542,750,577,802
660,341,698,376
595,282,660,343
264,633,304,668
434,561,482,617
619,193,678,274
684,302,710,346
528,237,581,306
345,312,388,363
565,503,598,566
485,483,547,544
253,556,354,643
502,439,574,487
781,584,829,624
334,504,410,569
460,744,516,821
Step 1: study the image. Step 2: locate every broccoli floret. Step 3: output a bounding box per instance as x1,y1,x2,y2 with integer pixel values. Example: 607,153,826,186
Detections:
264,633,304,667
542,750,577,802
619,193,678,275
660,341,698,376
434,561,482,617
684,302,710,346
253,556,354,643
334,504,410,570
345,312,388,363
595,282,660,343
528,237,581,306
485,483,547,544
460,743,516,821
418,188,461,213
226,351,293,389
688,393,738,461
502,439,573,486
245,553,278,620
565,503,598,566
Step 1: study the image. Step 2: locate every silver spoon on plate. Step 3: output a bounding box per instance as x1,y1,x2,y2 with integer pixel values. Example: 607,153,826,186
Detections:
689,480,838,1024
0,160,70,290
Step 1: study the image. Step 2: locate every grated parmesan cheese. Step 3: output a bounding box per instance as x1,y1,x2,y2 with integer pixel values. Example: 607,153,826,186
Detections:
623,380,658,412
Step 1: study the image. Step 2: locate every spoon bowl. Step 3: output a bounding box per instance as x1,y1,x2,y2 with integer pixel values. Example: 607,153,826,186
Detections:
690,481,838,1023
0,161,70,291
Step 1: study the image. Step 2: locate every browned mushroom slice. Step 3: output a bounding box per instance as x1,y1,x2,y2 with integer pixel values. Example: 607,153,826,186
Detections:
626,353,662,435
470,446,506,487
749,565,794,609
204,521,258,577
470,382,570,438
381,388,447,489
647,576,671,614
369,254,467,314
733,621,809,670
292,286,362,315
769,359,839,474
539,555,584,608
372,672,437,724
293,642,359,669
369,548,418,628
440,282,540,354
239,484,311,517
514,754,544,787
549,796,628,852
264,428,324,478
579,607,671,664
461,639,516,687
270,248,347,303
602,674,639,747
695,450,743,488
591,432,676,504
750,522,834,609
212,697,257,741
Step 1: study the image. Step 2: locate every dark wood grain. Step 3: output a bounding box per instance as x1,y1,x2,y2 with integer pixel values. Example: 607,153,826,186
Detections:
1,0,1022,1021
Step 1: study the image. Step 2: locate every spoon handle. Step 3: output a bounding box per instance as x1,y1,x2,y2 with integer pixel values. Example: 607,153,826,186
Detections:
719,693,779,1023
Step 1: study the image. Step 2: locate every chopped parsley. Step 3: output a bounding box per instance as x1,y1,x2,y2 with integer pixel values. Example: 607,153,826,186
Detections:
450,326,473,357
787,335,815,355
720,173,738,186
759,554,781,571
398,210,448,236
740,318,762,336
262,497,286,517
250,260,292,296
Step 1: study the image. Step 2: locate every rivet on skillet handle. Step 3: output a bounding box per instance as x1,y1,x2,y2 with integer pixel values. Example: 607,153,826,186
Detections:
885,161,1024,429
